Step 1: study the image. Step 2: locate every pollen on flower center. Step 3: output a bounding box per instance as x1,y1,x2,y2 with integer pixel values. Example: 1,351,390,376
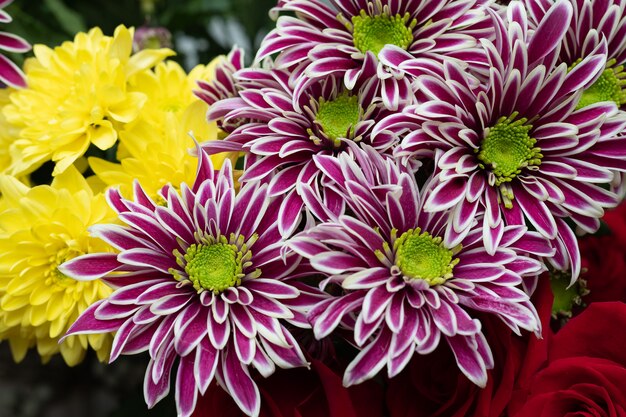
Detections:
46,247,84,286
394,228,459,286
45,264,73,288
574,59,626,109
316,93,361,143
351,11,415,56
477,114,542,186
174,242,243,293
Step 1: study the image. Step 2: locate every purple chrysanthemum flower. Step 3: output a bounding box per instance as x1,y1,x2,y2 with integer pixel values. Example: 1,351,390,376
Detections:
382,0,626,282
524,0,626,202
59,149,323,417
288,144,551,388
257,0,491,109
195,47,245,134
525,0,626,110
202,65,398,236
0,0,30,88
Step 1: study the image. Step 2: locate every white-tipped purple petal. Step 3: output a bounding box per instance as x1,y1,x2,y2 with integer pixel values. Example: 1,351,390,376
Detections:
175,354,198,417
310,251,365,274
63,300,125,337
447,334,488,388
194,339,218,394
207,315,230,350
343,330,392,386
223,349,261,417
515,188,558,239
59,253,122,281
424,176,468,212
362,286,394,324
527,1,572,65
144,354,174,408
312,292,362,339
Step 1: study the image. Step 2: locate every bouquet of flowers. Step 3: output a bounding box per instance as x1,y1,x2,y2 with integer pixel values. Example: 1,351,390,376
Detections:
2,0,626,416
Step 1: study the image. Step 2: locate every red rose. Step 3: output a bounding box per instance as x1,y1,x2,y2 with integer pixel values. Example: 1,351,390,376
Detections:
192,358,385,417
509,302,626,417
579,234,626,303
603,202,626,247
578,202,626,304
387,278,553,417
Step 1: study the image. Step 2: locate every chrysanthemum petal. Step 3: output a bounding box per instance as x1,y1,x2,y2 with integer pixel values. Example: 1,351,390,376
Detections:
64,300,124,337
175,354,198,417
144,354,174,408
59,253,122,281
424,176,468,212
312,292,362,339
0,53,26,88
194,338,218,394
514,188,558,239
175,305,208,357
311,251,366,274
207,314,230,350
223,349,261,417
246,279,299,299
343,330,392,387
446,334,488,388
362,285,394,324
527,0,573,65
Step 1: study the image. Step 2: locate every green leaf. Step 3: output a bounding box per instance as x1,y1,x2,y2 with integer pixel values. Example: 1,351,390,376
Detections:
43,0,87,35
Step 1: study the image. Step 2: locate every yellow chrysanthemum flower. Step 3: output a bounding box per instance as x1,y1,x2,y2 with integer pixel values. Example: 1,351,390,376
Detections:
0,166,115,365
89,58,238,199
0,88,19,173
3,25,174,177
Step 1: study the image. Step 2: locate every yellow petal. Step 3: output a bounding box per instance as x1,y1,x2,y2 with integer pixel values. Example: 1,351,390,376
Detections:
126,48,175,78
107,92,146,123
36,332,60,357
101,85,125,106
110,25,132,62
0,174,29,205
29,302,49,326
3,310,25,327
23,187,57,217
50,164,91,195
49,316,67,338
181,99,220,143
8,335,31,363
85,174,108,194
1,293,29,311
88,157,132,186
6,273,39,295
45,294,66,321
29,284,51,306
0,209,26,231
32,44,53,67
88,121,118,150
92,335,112,363
51,137,91,176
59,337,86,367
62,291,76,310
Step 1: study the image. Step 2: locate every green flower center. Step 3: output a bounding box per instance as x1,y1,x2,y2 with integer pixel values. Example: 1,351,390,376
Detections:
351,11,415,56
46,265,71,287
477,114,542,187
316,93,361,143
573,59,626,109
394,228,459,286
173,242,243,293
